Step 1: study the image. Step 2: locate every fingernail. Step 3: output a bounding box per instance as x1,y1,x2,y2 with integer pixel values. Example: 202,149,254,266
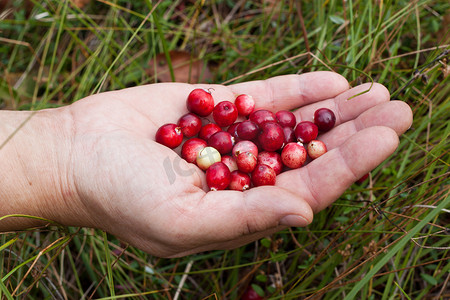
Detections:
279,215,310,227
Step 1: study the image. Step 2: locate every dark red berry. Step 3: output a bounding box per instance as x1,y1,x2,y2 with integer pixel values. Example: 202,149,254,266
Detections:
276,110,296,128
282,126,296,144
314,108,336,132
198,123,222,141
181,138,207,163
208,131,234,155
356,173,370,184
232,140,259,158
258,122,285,152
257,151,282,175
177,113,202,137
236,120,260,141
213,101,238,127
281,143,307,169
229,170,251,191
227,122,241,142
186,88,214,117
155,123,183,149
294,121,318,143
251,164,276,187
236,151,257,173
235,94,255,117
249,109,276,127
242,286,263,300
307,140,327,159
206,162,231,191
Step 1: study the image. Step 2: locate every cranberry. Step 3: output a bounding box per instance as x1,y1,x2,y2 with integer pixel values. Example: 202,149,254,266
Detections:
242,286,264,300
181,138,207,163
258,122,284,152
229,170,251,191
227,122,241,142
196,146,221,170
282,126,296,144
177,113,202,137
249,109,276,127
198,123,222,141
208,131,234,154
276,110,296,128
356,173,369,184
251,164,276,187
236,120,260,141
314,108,336,132
235,94,255,117
281,143,307,169
221,155,238,172
232,140,258,158
236,151,257,173
294,121,318,143
213,101,238,127
257,151,282,175
307,140,327,159
186,88,215,117
155,123,183,149
206,162,231,191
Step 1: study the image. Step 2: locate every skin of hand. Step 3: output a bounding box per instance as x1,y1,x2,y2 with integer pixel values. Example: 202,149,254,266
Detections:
0,72,413,258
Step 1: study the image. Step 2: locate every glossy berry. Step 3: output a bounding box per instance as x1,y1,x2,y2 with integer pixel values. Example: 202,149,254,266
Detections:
294,121,318,143
276,110,296,128
208,131,234,154
206,162,231,191
249,109,276,127
281,143,307,169
356,173,370,184
229,170,251,191
232,140,259,158
227,122,241,142
177,113,202,137
235,94,255,116
314,108,336,132
257,151,282,175
186,88,215,117
198,123,222,141
197,146,221,170
282,126,296,144
213,101,238,127
307,140,327,159
236,151,257,173
155,123,183,149
181,138,207,163
236,120,260,141
251,164,276,187
221,155,238,172
241,286,264,300
258,122,285,152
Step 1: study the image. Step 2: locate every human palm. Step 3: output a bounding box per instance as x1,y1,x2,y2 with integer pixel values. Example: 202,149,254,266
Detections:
64,72,412,257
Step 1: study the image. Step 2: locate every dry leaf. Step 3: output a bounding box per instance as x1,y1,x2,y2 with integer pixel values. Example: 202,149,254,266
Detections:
73,0,90,9
147,50,213,83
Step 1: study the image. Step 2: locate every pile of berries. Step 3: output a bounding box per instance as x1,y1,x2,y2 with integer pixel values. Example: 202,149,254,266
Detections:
155,88,336,191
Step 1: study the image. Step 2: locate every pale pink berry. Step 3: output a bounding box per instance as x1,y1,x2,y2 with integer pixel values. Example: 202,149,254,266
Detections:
307,140,327,159
281,143,307,169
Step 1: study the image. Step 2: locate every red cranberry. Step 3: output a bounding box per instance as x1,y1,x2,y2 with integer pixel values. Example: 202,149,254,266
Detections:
249,109,276,127
186,88,214,117
155,123,183,149
257,151,282,175
227,122,241,142
181,138,207,163
236,151,257,173
242,286,263,300
251,164,276,187
221,155,238,172
213,101,238,127
206,162,231,191
307,140,327,159
229,170,251,191
208,131,234,155
276,110,296,128
198,123,222,141
314,108,336,132
282,126,296,144
258,122,284,152
235,94,255,117
281,143,307,169
232,140,258,158
177,113,202,137
236,120,260,141
356,173,370,184
294,121,318,143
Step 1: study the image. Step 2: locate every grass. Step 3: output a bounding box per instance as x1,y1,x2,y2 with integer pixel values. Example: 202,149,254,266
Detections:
1,0,449,299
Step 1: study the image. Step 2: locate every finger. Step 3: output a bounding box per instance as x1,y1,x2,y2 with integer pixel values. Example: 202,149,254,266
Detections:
320,101,413,150
293,82,390,125
277,126,400,212
228,71,350,110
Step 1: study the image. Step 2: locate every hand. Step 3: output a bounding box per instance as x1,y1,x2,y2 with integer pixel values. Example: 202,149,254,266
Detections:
0,72,413,257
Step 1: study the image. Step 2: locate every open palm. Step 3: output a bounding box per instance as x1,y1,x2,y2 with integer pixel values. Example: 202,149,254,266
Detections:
65,72,412,257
